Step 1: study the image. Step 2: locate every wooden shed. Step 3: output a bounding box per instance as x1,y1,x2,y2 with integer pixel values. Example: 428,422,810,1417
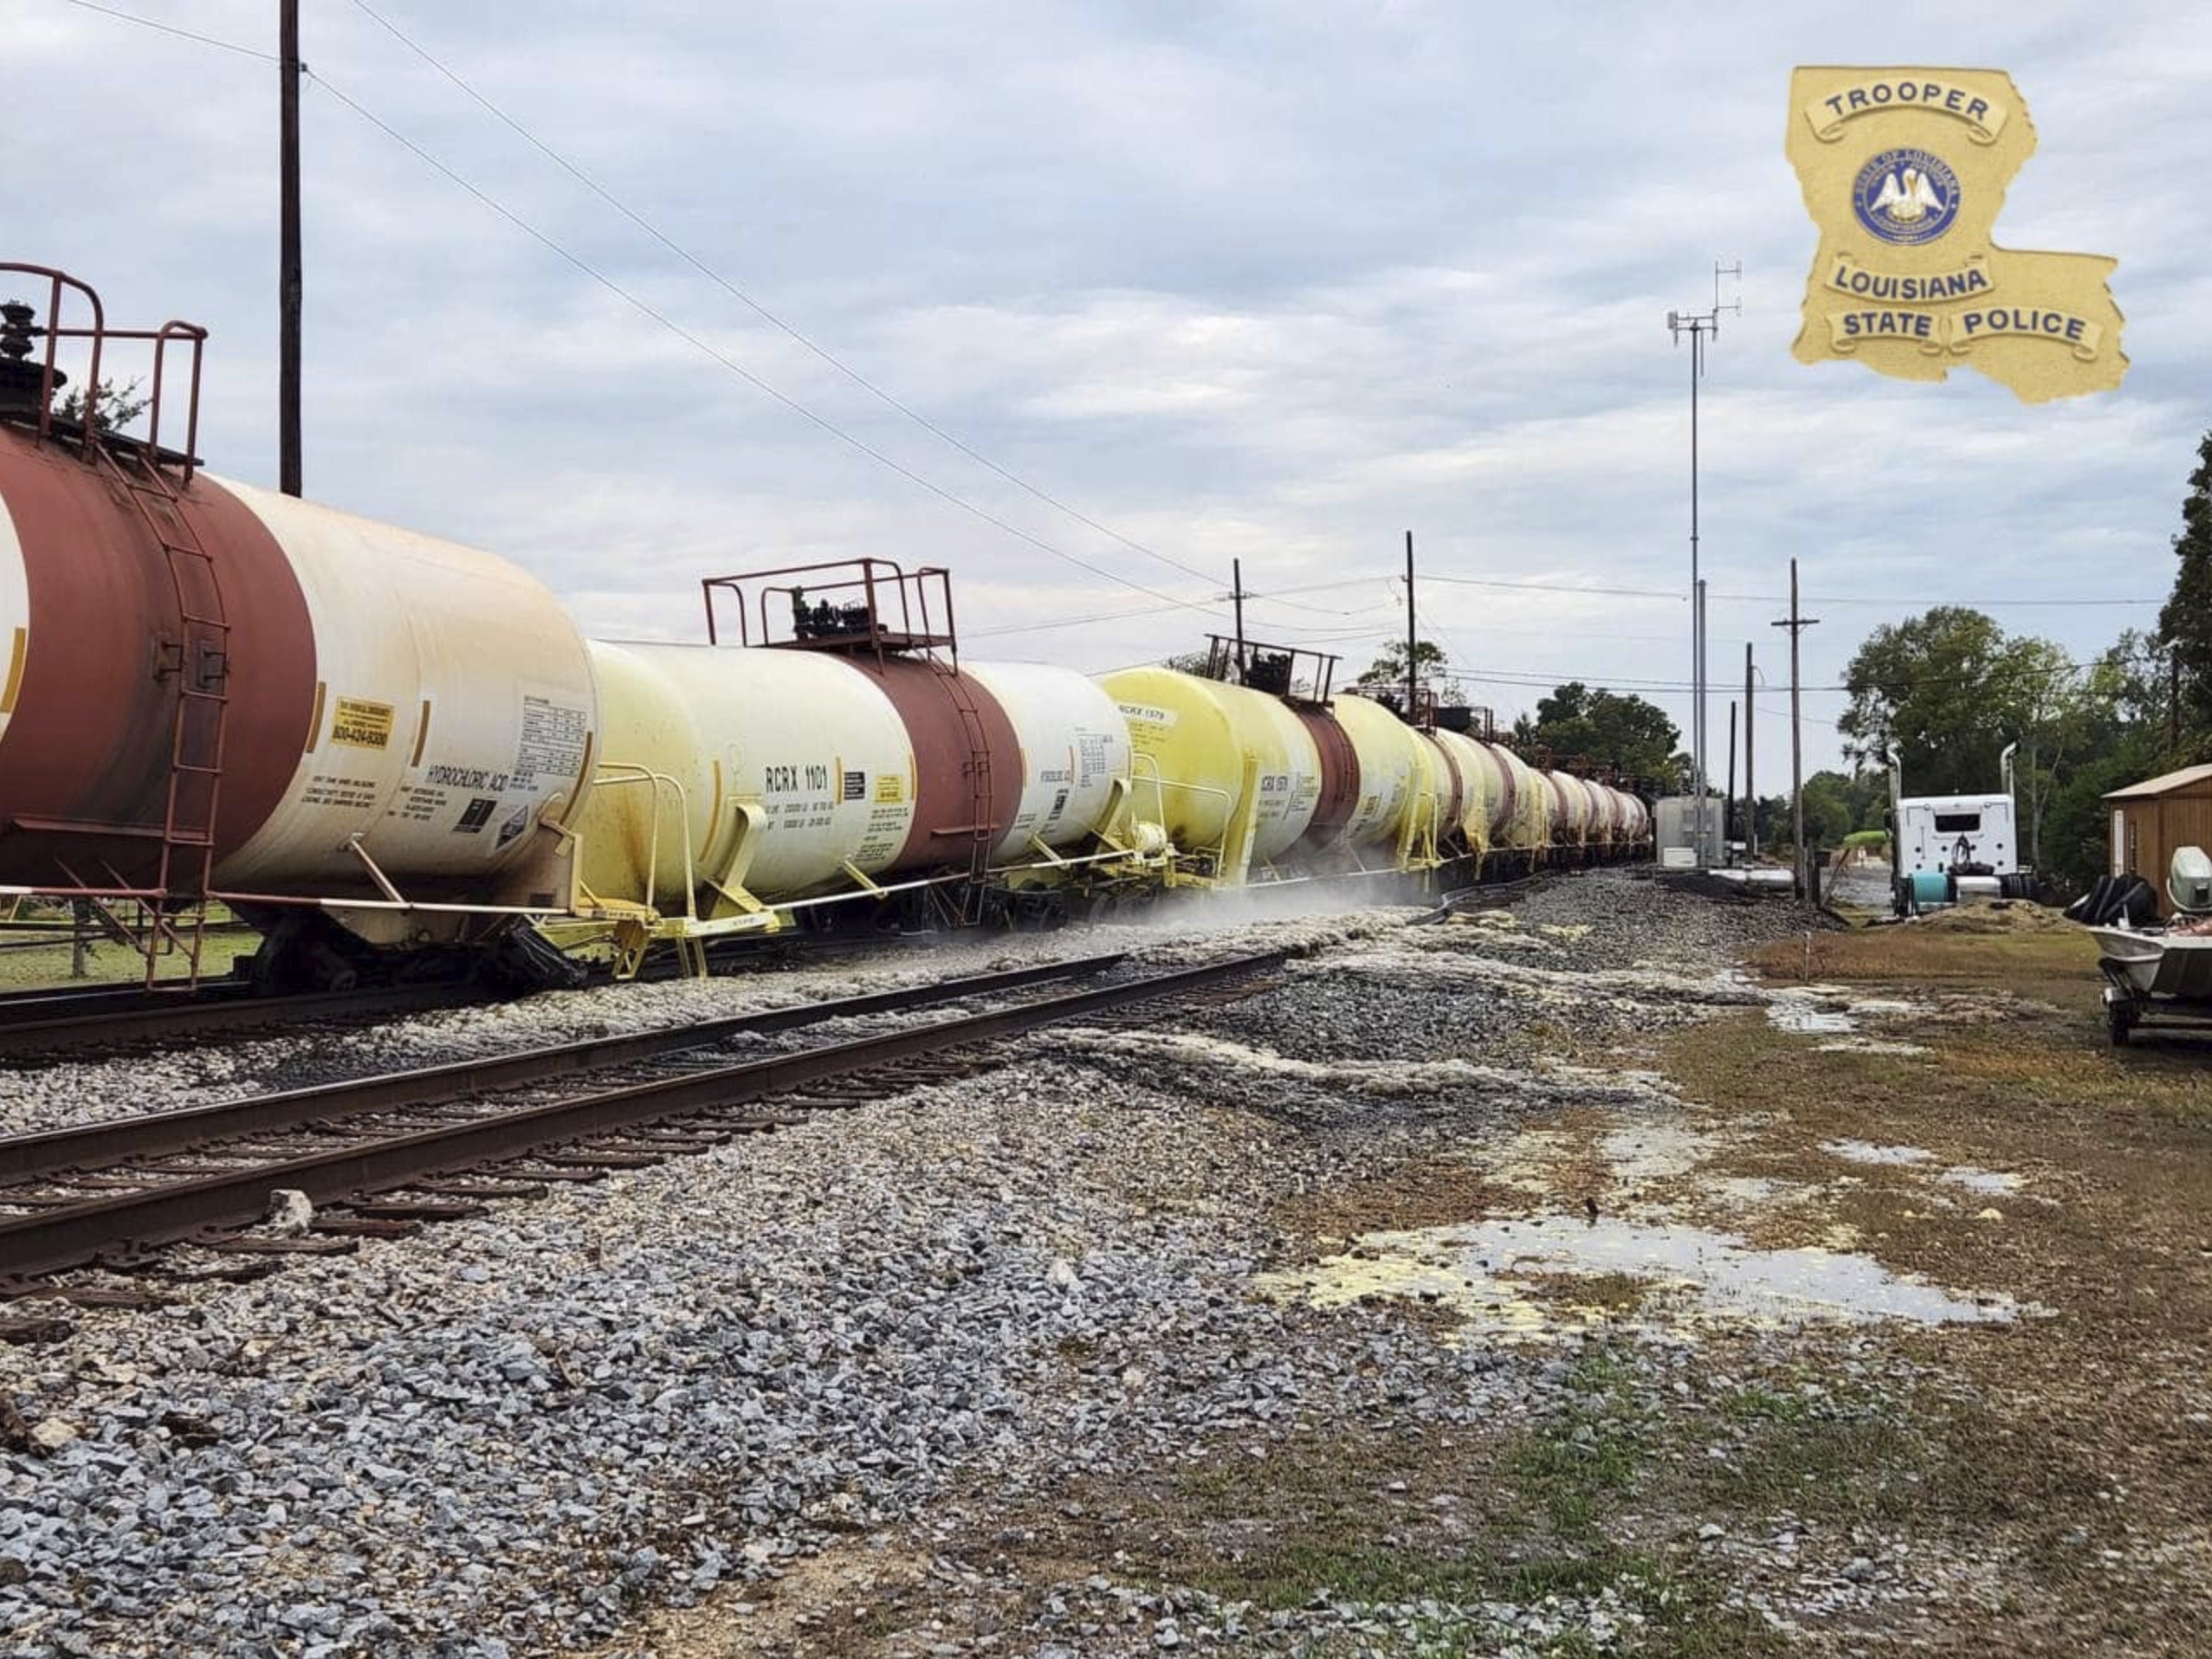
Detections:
2105,762,2212,911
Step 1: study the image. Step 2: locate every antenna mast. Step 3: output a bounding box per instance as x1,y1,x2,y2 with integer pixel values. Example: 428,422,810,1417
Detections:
1665,258,1741,865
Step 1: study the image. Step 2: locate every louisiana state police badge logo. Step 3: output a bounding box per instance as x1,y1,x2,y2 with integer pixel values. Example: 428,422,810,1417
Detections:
1852,146,1961,244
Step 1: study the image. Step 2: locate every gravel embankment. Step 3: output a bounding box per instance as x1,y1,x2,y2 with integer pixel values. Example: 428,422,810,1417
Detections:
1,871,1852,1656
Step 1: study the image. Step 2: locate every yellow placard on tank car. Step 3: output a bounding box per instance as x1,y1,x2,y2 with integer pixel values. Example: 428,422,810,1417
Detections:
1787,65,2125,402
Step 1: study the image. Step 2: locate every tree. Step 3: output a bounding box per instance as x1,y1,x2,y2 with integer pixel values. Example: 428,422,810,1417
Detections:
1794,769,1889,849
1353,639,1464,705
1839,607,2015,791
2157,427,2212,739
1160,648,1226,680
1510,681,1681,786
54,376,149,432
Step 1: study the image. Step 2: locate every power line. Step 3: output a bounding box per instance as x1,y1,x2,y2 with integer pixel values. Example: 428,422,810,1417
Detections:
303,70,1234,622
344,0,1232,594
1420,569,2162,609
58,0,273,59
55,0,1232,623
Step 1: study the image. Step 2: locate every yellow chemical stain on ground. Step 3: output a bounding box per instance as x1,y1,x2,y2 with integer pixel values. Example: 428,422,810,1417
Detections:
1262,1215,2031,1344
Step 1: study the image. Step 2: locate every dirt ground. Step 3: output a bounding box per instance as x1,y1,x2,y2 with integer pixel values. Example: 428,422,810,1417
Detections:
599,905,2211,1658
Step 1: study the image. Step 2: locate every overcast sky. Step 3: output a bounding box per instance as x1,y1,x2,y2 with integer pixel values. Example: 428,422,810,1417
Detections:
17,1,2210,778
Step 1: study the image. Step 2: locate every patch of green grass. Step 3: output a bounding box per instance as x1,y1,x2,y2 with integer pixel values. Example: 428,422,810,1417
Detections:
1504,1346,1648,1538
1718,1384,1814,1425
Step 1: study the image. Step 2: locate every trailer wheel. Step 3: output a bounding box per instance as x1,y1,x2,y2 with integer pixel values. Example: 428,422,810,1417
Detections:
2106,997,2136,1047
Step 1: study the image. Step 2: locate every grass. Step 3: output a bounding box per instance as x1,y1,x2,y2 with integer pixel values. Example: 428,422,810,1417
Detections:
1079,1345,1786,1656
1646,917,2212,1649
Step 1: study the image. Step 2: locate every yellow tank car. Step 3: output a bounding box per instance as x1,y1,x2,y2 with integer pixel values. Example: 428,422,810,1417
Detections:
1324,693,1440,869
1430,727,1495,858
1098,666,1324,882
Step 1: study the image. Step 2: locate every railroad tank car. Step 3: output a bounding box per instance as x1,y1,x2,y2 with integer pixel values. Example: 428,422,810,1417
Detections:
0,426,596,953
1100,665,1326,877
571,639,1131,925
1430,727,1494,855
1541,769,1592,850
1577,778,1617,851
1324,692,1436,865
1617,790,1652,848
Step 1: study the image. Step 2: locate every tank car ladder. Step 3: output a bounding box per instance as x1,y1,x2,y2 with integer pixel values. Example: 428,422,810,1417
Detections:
97,443,232,988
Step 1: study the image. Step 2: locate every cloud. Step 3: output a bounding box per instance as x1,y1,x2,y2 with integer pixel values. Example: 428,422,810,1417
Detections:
13,0,2210,759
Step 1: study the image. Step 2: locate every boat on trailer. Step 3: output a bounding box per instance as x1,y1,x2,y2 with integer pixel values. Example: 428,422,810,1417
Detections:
2090,847,2212,1046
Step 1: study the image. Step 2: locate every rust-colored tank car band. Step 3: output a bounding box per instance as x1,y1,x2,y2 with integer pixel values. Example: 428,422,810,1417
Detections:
1483,742,1519,824
1544,772,1575,829
858,656,1023,874
1294,707,1361,849
0,434,314,889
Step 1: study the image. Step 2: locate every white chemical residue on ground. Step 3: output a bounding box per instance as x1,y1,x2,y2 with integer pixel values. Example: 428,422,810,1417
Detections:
1814,1036,1931,1056
1819,1143,2022,1196
1059,1028,1526,1097
1941,1165,2024,1195
1823,1139,1937,1167
1265,1215,2028,1341
1596,1120,1717,1183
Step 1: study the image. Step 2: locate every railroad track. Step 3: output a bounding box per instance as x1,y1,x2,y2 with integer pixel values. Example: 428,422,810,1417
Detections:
0,979,493,1058
0,922,952,1058
0,947,1287,1323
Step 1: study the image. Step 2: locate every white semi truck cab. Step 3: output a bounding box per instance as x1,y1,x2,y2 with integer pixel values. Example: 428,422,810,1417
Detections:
1888,744,2036,913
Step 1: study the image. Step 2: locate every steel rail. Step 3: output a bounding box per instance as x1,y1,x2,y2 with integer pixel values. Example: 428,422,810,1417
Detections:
0,952,1127,1181
0,950,1281,1280
0,981,488,1055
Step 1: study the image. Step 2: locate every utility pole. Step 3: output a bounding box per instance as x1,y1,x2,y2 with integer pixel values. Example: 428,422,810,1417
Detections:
1231,557,1246,681
1772,558,1820,899
1725,700,1737,858
1404,530,1418,720
280,0,303,497
1743,642,1756,859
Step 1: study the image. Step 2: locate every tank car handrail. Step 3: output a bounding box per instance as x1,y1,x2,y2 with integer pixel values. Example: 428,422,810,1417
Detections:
0,264,104,456
584,765,700,923
0,265,208,474
1128,752,1236,875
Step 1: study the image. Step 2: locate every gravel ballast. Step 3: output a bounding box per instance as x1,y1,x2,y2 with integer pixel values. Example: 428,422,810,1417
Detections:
2,870,1921,1656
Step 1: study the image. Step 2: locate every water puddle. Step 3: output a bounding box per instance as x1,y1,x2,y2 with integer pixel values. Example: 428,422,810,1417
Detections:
1766,993,1858,1035
1264,1215,2028,1341
1762,983,1924,1039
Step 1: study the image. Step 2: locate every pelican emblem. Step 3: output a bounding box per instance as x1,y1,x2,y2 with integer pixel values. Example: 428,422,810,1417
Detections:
1853,147,1963,246
1870,166,1944,223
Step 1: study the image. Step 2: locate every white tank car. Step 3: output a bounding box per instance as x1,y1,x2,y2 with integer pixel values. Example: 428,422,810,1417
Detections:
960,661,1132,862
213,484,598,937
1327,693,1431,858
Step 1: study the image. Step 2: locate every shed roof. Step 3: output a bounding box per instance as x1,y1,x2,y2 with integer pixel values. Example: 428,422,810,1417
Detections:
2104,762,2212,801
